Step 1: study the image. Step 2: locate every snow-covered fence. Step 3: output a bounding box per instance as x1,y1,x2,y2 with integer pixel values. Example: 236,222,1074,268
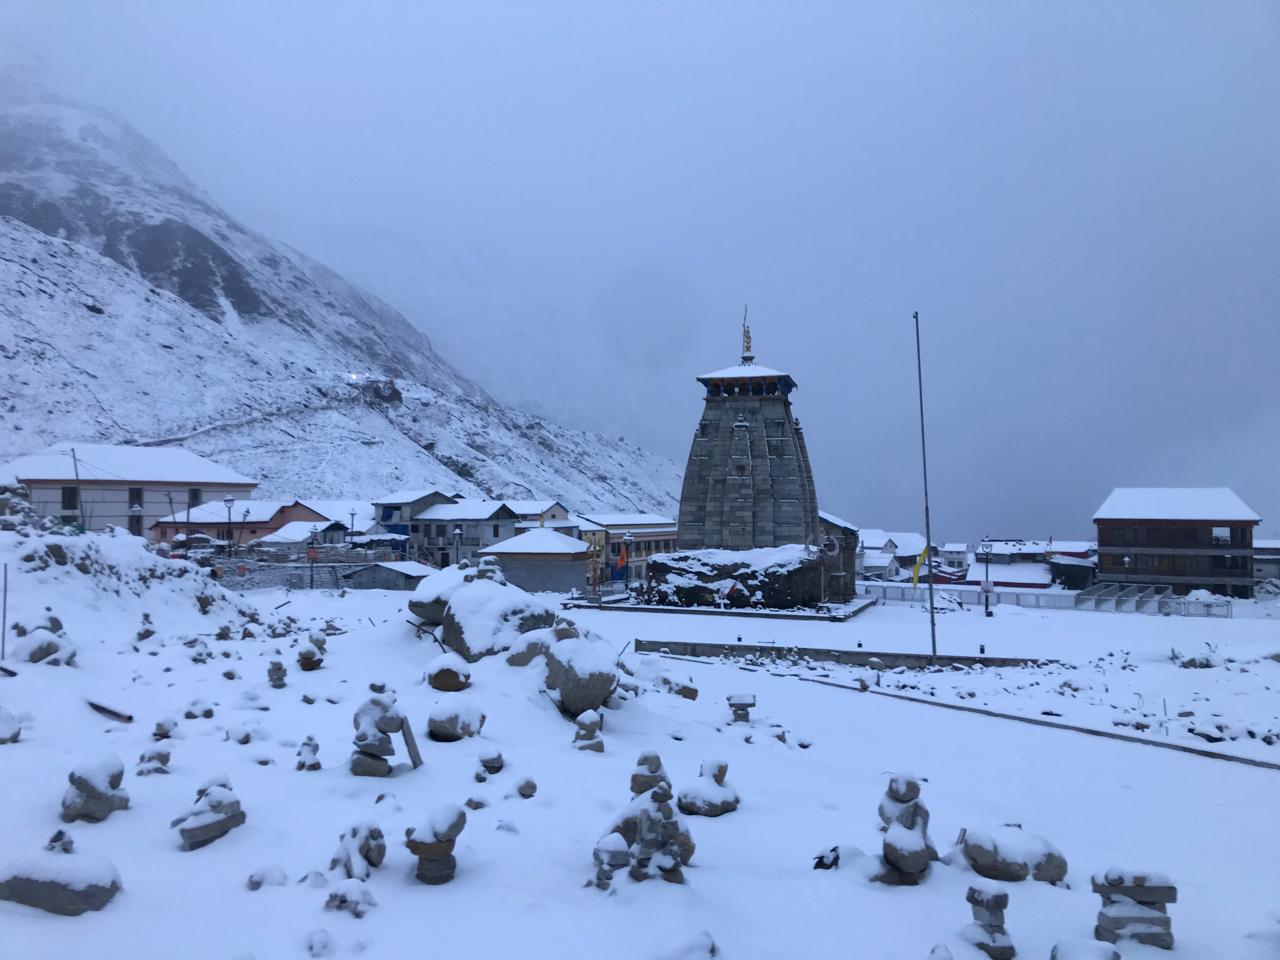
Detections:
857,581,1231,617
859,582,1074,611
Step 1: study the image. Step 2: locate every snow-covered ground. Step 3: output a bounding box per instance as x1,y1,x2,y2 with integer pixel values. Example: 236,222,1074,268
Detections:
4,520,1280,958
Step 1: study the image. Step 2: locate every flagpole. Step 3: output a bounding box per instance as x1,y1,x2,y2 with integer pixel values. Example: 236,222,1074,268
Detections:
913,311,938,663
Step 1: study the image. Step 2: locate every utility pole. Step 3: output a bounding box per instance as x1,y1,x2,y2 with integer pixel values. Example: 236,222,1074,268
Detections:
913,311,938,663
2,562,8,661
70,447,84,532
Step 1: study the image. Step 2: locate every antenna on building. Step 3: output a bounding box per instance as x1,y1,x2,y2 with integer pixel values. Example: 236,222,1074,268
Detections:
741,305,754,365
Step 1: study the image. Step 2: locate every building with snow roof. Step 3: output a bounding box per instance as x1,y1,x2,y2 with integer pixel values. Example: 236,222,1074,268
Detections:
1254,540,1280,581
3,443,256,537
413,500,520,566
341,560,435,591
1093,487,1260,598
675,322,820,555
479,527,591,593
502,499,570,524
152,499,327,546
577,512,677,583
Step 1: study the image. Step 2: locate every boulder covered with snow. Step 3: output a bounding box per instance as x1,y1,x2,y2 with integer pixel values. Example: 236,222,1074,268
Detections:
328,823,386,881
962,825,1068,885
544,629,618,717
11,625,76,666
408,561,480,627
644,544,824,610
60,754,130,823
677,760,739,817
0,706,20,744
0,831,121,916
426,651,471,692
427,696,486,742
324,877,375,917
440,577,555,662
170,775,246,850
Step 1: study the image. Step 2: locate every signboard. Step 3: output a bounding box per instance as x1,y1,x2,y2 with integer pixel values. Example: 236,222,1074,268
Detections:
307,547,318,562
981,580,994,593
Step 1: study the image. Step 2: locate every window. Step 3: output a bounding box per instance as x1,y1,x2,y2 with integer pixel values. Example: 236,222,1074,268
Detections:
188,488,203,509
128,487,143,509
411,524,420,535
435,524,446,538
493,524,500,538
61,486,78,510
440,550,449,566
610,542,621,557
128,514,143,536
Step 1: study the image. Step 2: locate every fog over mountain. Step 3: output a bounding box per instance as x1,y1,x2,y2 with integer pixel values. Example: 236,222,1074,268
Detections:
3,2,1278,539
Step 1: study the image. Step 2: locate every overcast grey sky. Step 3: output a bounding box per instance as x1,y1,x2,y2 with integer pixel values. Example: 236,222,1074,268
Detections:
7,1,1279,540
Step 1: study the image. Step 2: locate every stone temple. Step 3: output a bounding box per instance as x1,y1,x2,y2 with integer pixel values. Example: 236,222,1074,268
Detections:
676,324,820,551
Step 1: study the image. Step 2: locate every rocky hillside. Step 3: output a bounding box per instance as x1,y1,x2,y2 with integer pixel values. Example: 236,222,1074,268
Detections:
0,74,679,511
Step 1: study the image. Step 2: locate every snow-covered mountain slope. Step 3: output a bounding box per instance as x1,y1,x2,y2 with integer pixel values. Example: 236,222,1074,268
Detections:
0,75,679,511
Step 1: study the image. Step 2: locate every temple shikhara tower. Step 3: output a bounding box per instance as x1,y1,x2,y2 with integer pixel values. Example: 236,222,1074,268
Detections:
676,319,821,551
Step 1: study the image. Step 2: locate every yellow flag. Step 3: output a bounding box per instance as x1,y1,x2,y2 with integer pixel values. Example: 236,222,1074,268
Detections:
911,547,929,586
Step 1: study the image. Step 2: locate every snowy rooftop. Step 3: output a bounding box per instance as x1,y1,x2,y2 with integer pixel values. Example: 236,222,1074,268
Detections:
577,513,676,529
942,542,968,552
1093,487,1260,522
361,560,434,577
818,510,858,532
3,442,255,485
980,539,1093,554
413,501,514,521
155,499,297,525
963,559,1053,586
697,363,791,381
301,500,377,530
502,499,565,517
253,519,343,544
480,528,591,556
373,489,450,505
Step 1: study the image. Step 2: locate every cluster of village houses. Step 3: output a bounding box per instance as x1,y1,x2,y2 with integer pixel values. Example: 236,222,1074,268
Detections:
4,442,1274,600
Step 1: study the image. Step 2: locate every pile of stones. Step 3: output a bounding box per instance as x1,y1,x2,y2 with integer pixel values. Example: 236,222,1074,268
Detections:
0,831,121,916
677,760,739,817
573,709,604,752
405,805,467,885
267,661,287,689
298,635,325,672
594,752,696,889
153,716,178,741
324,878,375,918
350,692,421,776
961,824,1068,885
328,823,386,880
184,699,214,720
873,773,936,886
960,883,1016,960
60,755,130,823
475,751,504,782
296,736,321,771
135,748,170,777
1092,869,1176,950
170,775,247,850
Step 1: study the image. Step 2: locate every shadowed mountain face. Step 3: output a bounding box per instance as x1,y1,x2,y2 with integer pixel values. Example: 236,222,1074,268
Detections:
0,74,680,512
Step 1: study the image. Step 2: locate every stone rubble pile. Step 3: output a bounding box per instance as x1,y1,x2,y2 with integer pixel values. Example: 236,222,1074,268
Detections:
135,748,171,777
594,751,696,889
60,754,130,823
677,760,740,817
296,735,321,771
1092,869,1176,950
960,883,1016,960
474,750,504,782
573,709,604,752
324,878,375,917
350,693,409,777
170,775,247,850
0,831,121,916
961,824,1068,885
874,773,936,886
328,823,386,881
267,660,287,689
298,635,325,672
183,699,214,720
405,805,467,885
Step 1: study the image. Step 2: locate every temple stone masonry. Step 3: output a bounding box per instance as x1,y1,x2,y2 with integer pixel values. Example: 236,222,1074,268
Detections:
677,323,820,552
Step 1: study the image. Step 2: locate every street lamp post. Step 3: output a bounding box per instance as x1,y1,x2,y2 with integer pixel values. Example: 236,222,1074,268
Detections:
453,526,463,566
981,540,994,618
623,532,635,591
129,504,143,537
223,495,234,557
349,510,356,546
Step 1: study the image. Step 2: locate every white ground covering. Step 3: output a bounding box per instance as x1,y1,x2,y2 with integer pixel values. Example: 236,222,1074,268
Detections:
3,533,1280,957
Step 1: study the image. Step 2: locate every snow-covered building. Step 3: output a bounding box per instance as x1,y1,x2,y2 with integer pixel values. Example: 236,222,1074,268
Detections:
502,499,570,524
371,489,456,537
578,513,677,583
152,499,326,546
1254,539,1280,581
857,549,900,581
413,500,520,567
3,443,256,537
251,519,348,547
341,560,434,591
976,539,1093,563
479,527,591,593
1093,487,1260,598
940,543,969,569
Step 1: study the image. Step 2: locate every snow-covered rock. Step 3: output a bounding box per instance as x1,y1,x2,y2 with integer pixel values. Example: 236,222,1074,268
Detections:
427,696,486,742
962,825,1068,885
60,754,130,823
0,833,121,916
441,579,555,663
544,630,618,717
425,650,471,692
677,760,740,817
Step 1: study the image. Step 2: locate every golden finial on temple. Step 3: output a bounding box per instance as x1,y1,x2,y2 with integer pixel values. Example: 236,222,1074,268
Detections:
741,304,754,363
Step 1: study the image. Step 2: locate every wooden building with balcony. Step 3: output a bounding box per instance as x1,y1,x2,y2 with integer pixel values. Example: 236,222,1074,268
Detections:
1093,487,1260,599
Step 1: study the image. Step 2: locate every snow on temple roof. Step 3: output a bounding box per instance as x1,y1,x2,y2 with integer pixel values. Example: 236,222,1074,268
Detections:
4,443,255,485
697,364,790,381
1093,487,1260,522
480,528,591,556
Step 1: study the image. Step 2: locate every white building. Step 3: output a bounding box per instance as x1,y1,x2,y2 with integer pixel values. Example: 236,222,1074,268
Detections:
3,443,255,536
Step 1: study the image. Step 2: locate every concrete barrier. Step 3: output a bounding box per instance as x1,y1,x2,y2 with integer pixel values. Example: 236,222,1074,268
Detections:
634,639,1037,670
